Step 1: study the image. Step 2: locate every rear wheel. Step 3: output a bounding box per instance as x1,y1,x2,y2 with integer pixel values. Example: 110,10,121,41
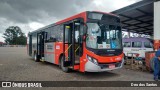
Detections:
34,53,39,62
60,56,70,73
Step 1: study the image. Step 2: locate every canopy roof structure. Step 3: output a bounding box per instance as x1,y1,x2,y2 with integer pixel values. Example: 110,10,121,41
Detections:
112,0,154,35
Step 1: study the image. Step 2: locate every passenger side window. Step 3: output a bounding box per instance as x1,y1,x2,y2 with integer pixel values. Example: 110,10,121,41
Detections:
123,42,131,47
144,42,152,48
132,42,142,48
64,26,69,43
75,25,80,43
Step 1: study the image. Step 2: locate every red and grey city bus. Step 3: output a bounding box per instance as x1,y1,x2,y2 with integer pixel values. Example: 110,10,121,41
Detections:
27,11,124,72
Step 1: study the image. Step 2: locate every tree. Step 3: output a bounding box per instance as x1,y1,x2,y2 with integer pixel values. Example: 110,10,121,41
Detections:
3,26,27,45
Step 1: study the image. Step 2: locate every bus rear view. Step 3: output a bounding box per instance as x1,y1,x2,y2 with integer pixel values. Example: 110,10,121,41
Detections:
27,11,124,72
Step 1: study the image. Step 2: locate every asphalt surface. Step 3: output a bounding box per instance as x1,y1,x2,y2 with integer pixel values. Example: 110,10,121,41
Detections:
0,47,159,90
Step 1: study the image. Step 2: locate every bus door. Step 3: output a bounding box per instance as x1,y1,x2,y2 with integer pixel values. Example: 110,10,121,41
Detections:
28,34,32,56
74,21,82,65
37,31,46,60
63,20,83,67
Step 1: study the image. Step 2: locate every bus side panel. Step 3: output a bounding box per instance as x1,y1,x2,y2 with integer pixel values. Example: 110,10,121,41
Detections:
44,43,55,63
31,33,37,58
54,42,72,65
54,42,63,65
79,43,88,72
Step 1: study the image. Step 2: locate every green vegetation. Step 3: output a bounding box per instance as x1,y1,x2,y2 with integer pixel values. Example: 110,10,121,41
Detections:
3,26,27,45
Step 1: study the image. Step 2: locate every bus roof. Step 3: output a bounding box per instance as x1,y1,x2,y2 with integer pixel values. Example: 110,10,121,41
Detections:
29,11,87,34
29,11,118,34
123,37,153,42
55,11,87,25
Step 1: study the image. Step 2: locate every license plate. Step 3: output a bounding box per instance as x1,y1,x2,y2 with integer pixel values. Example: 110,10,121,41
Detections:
109,64,115,69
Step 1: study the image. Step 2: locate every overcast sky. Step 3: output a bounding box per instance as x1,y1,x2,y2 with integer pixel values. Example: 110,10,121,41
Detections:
0,0,142,42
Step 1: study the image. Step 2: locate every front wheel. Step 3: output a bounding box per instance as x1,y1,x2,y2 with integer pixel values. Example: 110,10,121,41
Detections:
60,56,70,73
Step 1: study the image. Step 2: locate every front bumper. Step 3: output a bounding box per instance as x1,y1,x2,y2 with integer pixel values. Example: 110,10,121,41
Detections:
84,59,124,72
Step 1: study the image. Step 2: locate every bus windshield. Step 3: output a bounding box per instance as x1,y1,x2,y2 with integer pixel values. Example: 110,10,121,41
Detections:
86,23,122,49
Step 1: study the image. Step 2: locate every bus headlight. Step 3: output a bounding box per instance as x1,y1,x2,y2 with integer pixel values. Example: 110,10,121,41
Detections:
87,55,98,65
115,57,122,61
93,58,98,64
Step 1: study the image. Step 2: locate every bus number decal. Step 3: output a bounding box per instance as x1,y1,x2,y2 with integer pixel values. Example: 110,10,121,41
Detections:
47,45,53,50
56,45,60,49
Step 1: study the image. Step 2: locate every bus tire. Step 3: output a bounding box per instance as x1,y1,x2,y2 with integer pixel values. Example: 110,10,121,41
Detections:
34,53,39,62
60,56,70,73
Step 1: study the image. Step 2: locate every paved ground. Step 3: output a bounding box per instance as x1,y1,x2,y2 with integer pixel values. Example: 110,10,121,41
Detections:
0,47,159,90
